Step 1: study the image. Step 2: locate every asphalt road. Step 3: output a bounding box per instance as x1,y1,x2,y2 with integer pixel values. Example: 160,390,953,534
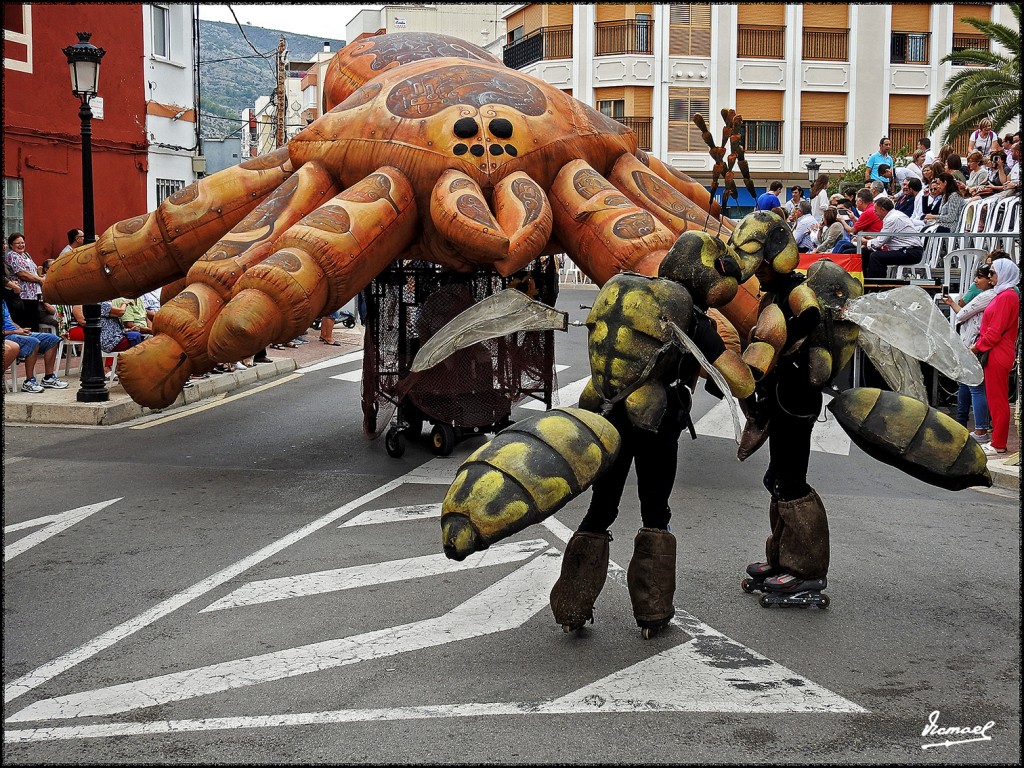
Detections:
3,287,1020,764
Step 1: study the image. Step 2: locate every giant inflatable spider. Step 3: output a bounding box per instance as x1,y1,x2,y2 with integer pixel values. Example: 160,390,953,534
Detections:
44,32,748,409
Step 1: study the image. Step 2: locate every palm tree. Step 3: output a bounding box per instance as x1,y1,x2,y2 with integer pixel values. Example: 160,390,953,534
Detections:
924,3,1021,145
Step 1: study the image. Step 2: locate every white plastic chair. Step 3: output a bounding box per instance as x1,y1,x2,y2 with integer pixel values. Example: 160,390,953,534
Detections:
942,248,988,295
563,263,584,285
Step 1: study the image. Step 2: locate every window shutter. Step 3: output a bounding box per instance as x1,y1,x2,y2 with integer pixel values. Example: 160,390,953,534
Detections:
738,4,784,25
888,94,928,124
801,92,847,122
891,3,931,32
736,90,784,120
596,4,627,22
546,5,573,26
953,3,991,33
802,4,847,28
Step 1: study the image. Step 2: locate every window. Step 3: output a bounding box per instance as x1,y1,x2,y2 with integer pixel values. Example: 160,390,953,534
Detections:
668,3,711,56
156,178,185,205
152,5,169,58
507,25,523,45
3,178,24,243
3,3,32,73
598,100,626,120
667,87,710,152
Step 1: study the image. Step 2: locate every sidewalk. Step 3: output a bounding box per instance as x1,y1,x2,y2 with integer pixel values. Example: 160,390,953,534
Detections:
3,326,365,427
3,324,1018,491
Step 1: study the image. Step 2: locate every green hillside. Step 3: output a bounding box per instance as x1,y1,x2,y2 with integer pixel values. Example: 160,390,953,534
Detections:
199,20,344,141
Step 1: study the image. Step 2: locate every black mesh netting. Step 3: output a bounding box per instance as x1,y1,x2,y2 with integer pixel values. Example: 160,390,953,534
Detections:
361,260,558,438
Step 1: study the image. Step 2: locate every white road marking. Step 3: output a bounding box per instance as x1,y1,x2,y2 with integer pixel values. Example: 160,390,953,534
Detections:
7,550,560,721
4,515,63,534
297,350,363,374
4,500,121,562
200,539,549,612
520,375,589,411
693,397,851,455
2,476,410,706
130,375,303,430
339,502,441,527
331,369,363,382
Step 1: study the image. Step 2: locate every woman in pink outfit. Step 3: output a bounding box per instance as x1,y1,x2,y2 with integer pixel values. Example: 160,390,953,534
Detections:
971,258,1020,455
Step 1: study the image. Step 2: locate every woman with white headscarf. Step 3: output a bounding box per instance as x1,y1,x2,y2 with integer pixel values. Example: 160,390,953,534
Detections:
971,258,1020,455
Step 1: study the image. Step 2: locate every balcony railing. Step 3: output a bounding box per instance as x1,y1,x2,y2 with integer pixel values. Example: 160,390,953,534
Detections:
891,32,930,64
800,122,847,155
594,19,653,56
503,25,573,69
888,125,925,155
950,34,990,65
742,120,783,153
616,116,653,151
802,28,849,61
737,24,785,58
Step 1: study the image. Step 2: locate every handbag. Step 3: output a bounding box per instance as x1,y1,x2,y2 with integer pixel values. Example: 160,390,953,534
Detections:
975,349,990,367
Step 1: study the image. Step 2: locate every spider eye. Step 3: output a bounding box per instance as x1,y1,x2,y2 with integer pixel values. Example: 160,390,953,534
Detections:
489,118,513,139
453,118,479,139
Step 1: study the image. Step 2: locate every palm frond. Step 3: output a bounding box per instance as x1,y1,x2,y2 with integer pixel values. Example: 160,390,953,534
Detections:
958,17,1022,54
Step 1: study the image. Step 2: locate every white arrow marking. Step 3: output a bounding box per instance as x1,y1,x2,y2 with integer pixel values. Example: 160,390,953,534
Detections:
200,539,549,612
693,397,851,455
4,499,121,562
520,375,589,410
7,549,560,722
4,515,63,534
339,503,441,527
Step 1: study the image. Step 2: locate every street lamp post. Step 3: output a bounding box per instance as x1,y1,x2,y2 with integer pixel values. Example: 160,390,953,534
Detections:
63,32,108,403
806,157,821,185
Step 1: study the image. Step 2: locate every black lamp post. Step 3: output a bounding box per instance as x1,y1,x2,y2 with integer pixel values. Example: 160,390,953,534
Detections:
806,157,821,185
63,32,108,402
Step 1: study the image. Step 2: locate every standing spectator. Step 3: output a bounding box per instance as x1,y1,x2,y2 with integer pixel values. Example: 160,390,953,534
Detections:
318,309,345,346
810,207,845,253
865,137,894,185
792,201,817,252
4,233,44,331
807,174,830,222
967,118,997,157
59,228,84,257
756,181,784,211
862,197,924,278
2,300,69,391
971,259,1020,457
877,166,897,195
923,173,966,233
783,186,804,217
942,264,996,441
902,150,927,183
918,137,935,164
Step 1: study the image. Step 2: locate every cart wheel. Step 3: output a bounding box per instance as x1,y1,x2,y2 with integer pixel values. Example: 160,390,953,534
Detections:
342,315,355,329
385,426,405,458
431,424,456,456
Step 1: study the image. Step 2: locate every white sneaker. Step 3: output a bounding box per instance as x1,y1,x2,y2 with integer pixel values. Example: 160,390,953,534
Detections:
21,377,43,393
41,375,69,389
233,361,247,371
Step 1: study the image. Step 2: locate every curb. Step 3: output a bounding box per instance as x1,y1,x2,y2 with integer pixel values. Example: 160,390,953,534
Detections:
987,460,1020,492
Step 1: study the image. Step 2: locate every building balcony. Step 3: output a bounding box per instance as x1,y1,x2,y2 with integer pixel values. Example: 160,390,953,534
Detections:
890,32,930,64
802,28,849,61
595,19,653,56
503,25,572,70
888,124,924,154
615,116,652,151
742,120,783,153
800,122,847,155
737,25,785,59
951,34,990,66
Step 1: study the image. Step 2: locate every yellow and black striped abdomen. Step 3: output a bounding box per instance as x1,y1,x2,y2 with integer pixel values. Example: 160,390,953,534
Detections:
441,408,621,560
828,388,992,491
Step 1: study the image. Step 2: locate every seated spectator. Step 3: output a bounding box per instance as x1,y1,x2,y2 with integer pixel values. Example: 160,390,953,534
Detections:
4,338,20,374
964,151,991,195
945,153,964,175
140,290,161,323
2,300,70,391
862,197,925,278
59,228,84,257
756,181,784,211
784,186,804,217
99,300,144,354
810,207,846,253
869,180,889,200
112,296,154,336
975,142,1020,199
841,188,884,239
923,173,966,233
792,201,817,252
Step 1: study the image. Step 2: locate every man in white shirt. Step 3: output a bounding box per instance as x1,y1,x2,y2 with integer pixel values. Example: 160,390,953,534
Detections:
870,180,889,201
863,197,925,278
792,200,817,252
59,229,84,257
918,137,936,165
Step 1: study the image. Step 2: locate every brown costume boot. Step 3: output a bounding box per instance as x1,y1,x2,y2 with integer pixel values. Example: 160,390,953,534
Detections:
550,531,611,631
776,489,830,579
626,527,676,637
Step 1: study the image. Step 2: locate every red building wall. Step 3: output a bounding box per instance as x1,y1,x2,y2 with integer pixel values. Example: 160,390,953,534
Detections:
3,3,148,264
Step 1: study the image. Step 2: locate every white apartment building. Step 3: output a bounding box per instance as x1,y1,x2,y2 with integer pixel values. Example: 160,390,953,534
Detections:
500,3,1018,190
143,3,201,207
346,4,506,50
